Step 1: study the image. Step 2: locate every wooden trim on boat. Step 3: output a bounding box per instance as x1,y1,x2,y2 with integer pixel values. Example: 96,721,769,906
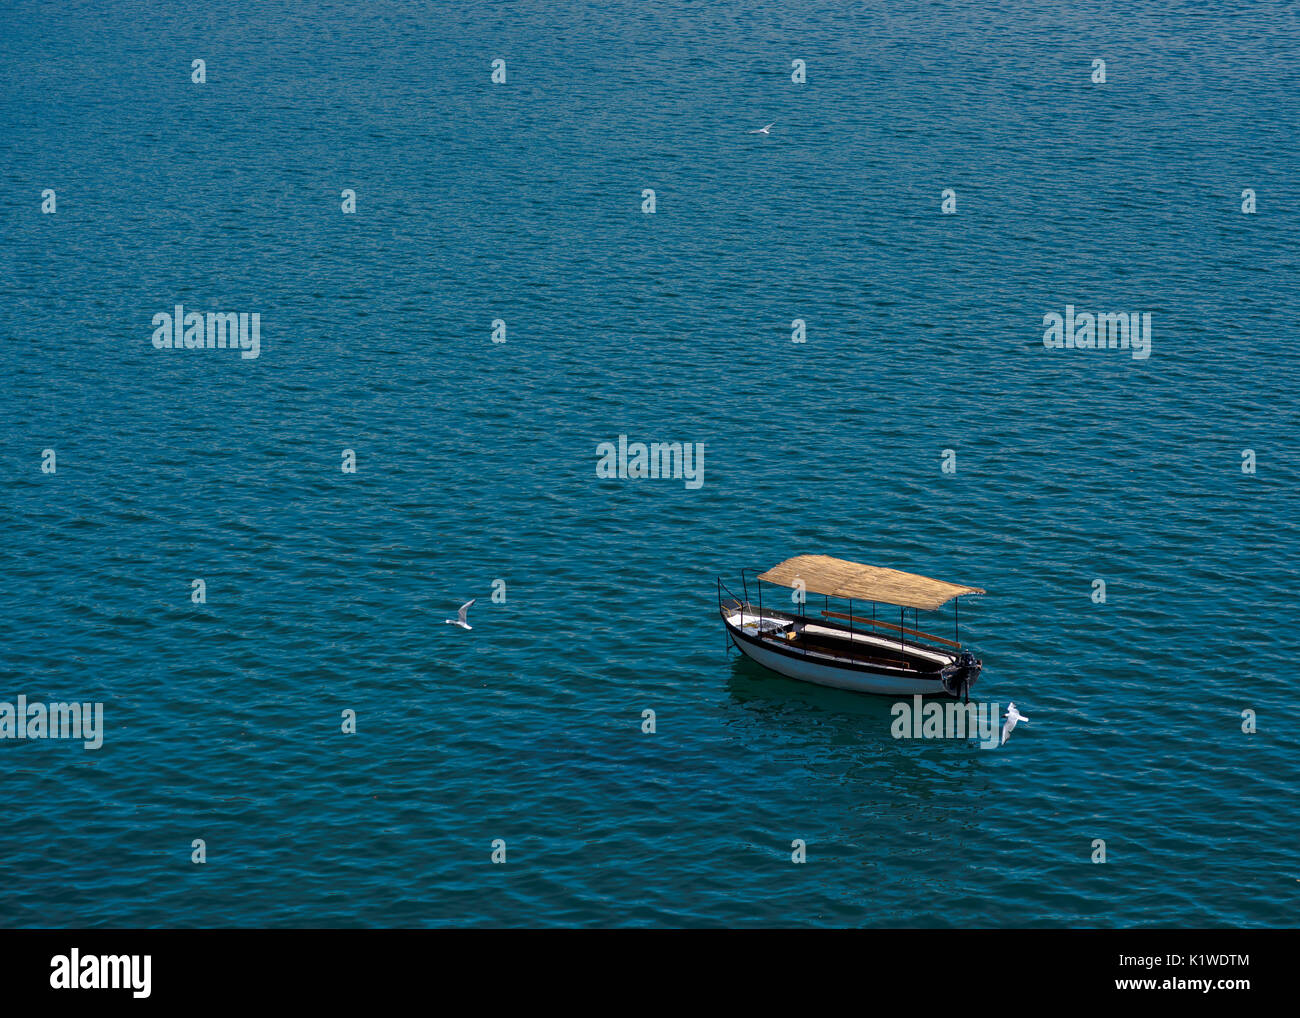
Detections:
726,617,938,677
819,610,962,649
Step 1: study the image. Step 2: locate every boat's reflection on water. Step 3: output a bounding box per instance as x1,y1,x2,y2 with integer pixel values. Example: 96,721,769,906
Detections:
726,654,892,720
722,654,991,795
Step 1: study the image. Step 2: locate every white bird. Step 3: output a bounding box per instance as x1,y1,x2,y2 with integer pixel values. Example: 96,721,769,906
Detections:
749,123,774,135
445,599,475,630
1001,702,1029,745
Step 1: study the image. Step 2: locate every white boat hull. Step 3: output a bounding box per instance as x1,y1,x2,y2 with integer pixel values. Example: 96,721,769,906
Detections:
730,630,948,696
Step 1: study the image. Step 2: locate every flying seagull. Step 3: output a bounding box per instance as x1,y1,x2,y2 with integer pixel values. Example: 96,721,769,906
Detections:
749,123,774,135
1001,702,1029,746
445,599,475,630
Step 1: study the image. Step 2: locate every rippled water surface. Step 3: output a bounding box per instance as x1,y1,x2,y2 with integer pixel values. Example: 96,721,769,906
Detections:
2,0,1298,927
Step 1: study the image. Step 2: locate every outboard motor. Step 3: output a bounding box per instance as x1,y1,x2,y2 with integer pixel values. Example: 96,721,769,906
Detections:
940,651,981,703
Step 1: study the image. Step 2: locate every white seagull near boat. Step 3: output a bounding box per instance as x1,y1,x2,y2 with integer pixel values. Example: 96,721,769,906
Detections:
1001,702,1028,745
749,123,774,135
445,599,475,630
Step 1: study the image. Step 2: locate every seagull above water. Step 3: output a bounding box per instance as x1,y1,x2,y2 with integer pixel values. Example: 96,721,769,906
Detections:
1001,702,1029,745
445,599,475,630
749,123,774,135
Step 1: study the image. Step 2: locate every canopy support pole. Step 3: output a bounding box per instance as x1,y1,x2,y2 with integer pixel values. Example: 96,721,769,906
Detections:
800,583,806,655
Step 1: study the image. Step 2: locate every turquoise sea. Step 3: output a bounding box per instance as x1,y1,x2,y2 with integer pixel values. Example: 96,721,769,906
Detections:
2,0,1298,926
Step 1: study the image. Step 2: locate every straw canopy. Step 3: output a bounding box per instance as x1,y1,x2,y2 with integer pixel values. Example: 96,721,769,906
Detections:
756,555,984,611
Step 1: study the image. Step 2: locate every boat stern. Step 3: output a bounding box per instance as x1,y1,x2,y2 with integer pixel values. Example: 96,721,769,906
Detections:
939,651,981,700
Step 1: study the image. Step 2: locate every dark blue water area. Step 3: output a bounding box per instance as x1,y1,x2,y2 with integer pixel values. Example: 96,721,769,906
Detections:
0,1,1297,926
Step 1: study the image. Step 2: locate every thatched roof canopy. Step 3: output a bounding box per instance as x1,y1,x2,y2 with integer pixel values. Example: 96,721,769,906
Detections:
757,554,984,611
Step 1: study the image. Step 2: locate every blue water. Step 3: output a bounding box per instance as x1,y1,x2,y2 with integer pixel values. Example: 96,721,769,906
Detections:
2,0,1298,927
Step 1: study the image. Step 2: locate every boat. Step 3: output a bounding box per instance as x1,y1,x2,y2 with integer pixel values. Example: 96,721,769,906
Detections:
718,554,985,699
